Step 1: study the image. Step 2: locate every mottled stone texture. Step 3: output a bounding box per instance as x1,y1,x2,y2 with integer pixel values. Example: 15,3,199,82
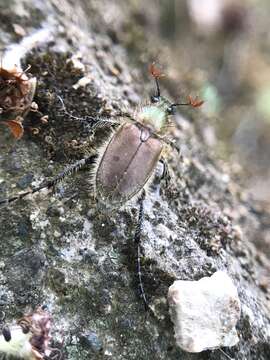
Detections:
0,1,269,359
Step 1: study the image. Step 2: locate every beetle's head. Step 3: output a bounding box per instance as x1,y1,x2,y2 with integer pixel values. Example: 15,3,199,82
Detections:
138,77,180,133
138,64,203,133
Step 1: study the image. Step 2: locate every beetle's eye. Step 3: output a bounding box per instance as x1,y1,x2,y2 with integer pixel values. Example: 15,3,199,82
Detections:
167,106,175,115
150,95,159,103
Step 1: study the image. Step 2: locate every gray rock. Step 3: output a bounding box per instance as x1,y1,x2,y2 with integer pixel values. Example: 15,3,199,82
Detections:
80,331,103,353
0,1,269,360
168,271,241,352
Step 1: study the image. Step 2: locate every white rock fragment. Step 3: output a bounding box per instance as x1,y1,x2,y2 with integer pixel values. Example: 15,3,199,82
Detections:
73,75,92,90
168,271,241,353
67,53,85,72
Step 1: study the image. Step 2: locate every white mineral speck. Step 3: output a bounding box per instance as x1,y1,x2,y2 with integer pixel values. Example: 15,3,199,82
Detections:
168,271,241,353
53,230,61,238
73,75,92,89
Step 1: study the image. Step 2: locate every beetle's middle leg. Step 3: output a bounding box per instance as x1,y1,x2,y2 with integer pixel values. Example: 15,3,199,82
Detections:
159,158,171,187
157,157,179,199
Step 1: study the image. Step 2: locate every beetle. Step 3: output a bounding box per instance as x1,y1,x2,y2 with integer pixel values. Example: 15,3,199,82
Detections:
94,64,203,208
0,64,203,309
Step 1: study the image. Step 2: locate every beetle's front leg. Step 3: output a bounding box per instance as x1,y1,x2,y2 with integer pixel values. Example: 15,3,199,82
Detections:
152,132,181,156
159,158,178,198
162,137,181,156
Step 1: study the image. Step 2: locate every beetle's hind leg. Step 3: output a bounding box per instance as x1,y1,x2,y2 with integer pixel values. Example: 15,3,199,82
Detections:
0,155,95,207
134,190,151,311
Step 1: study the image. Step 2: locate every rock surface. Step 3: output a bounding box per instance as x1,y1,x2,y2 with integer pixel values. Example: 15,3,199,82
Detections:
0,1,269,360
168,271,241,352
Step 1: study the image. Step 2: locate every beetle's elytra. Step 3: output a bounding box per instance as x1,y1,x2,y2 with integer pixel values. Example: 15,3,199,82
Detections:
95,122,163,208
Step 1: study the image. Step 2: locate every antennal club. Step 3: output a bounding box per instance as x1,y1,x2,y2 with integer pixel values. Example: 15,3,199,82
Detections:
171,95,204,108
149,62,164,98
